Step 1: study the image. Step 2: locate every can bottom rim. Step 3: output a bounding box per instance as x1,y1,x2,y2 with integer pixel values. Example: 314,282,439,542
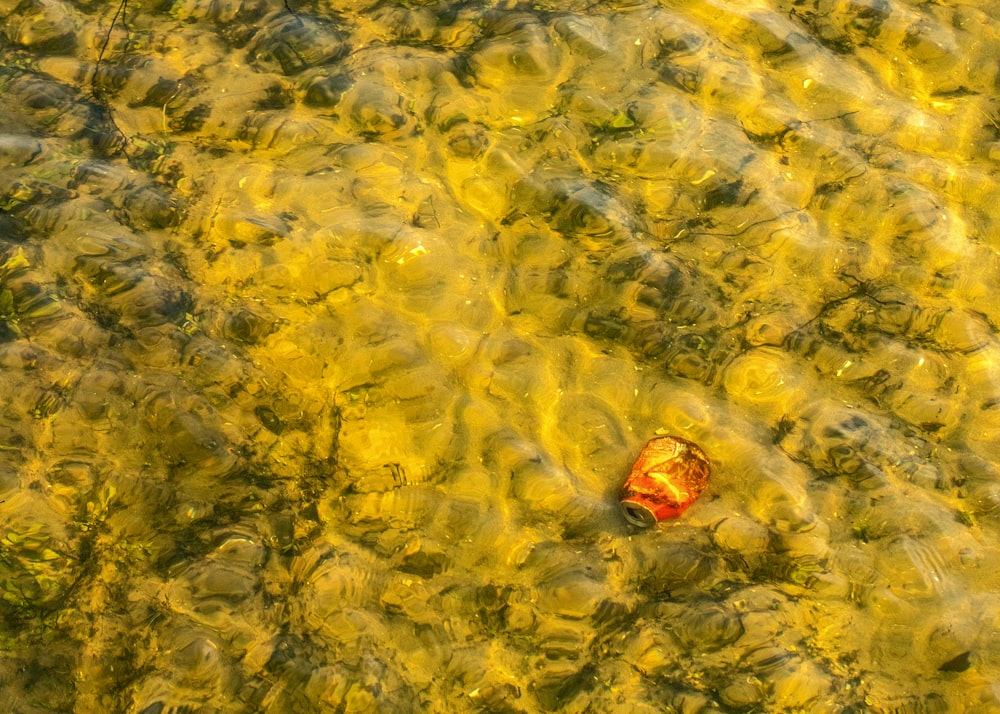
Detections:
619,499,657,528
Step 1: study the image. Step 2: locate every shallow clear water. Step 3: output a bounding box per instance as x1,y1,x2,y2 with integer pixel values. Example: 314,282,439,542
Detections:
1,0,1000,711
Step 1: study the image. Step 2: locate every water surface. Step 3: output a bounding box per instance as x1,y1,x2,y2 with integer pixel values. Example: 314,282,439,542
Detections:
1,0,999,711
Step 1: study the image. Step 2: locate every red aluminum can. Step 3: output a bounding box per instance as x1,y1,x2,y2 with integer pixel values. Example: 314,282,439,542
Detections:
619,436,710,527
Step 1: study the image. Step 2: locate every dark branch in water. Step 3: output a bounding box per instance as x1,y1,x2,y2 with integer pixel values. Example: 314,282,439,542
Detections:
96,0,130,69
92,0,131,156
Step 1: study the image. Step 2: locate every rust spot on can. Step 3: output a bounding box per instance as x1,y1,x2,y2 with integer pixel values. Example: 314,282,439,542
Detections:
619,436,710,527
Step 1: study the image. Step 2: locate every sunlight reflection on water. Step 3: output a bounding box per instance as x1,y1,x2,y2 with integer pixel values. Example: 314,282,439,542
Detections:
1,0,1000,711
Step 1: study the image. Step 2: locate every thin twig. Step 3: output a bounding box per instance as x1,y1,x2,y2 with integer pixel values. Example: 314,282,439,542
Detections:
95,0,129,74
92,0,131,156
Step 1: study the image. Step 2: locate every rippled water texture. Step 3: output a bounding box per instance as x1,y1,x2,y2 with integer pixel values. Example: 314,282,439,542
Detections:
2,0,1000,711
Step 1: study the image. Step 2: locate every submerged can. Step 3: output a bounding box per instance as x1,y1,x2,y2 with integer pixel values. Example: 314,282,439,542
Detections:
619,436,710,527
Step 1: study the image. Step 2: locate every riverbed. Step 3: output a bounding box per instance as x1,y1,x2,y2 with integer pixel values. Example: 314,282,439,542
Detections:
1,0,999,711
